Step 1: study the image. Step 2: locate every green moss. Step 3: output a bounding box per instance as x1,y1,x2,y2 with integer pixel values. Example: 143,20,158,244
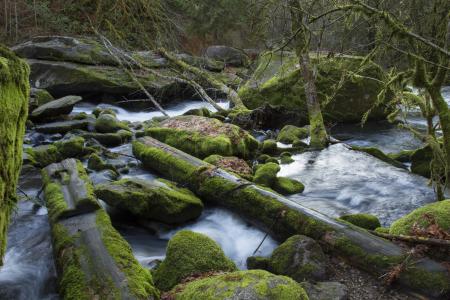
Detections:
253,163,280,187
351,146,405,169
280,152,295,164
374,227,390,234
410,145,433,178
0,46,30,263
246,256,270,270
26,137,85,168
390,200,450,235
142,116,259,159
277,125,309,144
169,270,308,300
272,177,305,195
239,52,391,124
388,150,415,162
94,114,130,133
95,178,203,224
87,153,117,173
268,235,327,282
183,107,211,117
42,159,100,222
153,230,237,291
95,210,160,299
261,139,278,154
339,214,381,230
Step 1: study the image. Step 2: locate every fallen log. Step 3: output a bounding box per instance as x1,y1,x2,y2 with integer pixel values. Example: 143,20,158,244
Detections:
133,136,450,298
42,158,159,300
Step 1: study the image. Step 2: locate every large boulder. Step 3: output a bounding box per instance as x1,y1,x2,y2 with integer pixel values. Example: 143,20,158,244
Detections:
0,46,30,263
153,230,237,291
94,178,203,224
30,95,82,120
12,36,118,65
143,115,259,159
390,200,450,235
168,270,308,300
205,45,248,67
239,51,392,125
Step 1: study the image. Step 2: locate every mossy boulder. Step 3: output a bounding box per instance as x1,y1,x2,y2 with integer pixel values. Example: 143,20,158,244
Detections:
26,136,85,167
277,125,309,144
95,113,129,133
87,153,117,173
143,115,259,159
95,178,203,224
268,235,328,282
204,155,253,180
246,256,270,270
168,270,308,300
273,177,305,195
280,152,295,165
261,139,278,154
339,213,381,230
411,145,433,178
390,200,450,235
153,230,237,291
0,46,30,263
29,87,53,110
80,130,133,147
239,51,391,125
254,163,280,187
183,107,212,117
388,149,415,163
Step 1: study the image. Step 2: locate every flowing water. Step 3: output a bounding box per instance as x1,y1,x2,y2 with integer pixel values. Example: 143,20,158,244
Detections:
2,88,450,299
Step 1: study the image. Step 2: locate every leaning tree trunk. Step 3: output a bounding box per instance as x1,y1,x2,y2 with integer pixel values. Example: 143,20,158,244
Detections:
290,0,329,149
133,136,450,298
0,46,29,265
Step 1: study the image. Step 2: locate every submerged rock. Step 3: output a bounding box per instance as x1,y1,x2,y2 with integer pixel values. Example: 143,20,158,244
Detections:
239,51,391,125
143,115,259,159
153,230,237,291
390,200,450,235
268,235,328,282
339,213,381,230
168,270,308,300
30,95,82,120
95,178,203,224
351,146,406,169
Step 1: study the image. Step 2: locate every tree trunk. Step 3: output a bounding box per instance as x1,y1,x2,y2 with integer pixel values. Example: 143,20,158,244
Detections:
132,136,450,298
290,0,329,149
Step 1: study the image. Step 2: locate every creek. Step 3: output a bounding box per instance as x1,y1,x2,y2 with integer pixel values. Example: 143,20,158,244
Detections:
1,88,449,299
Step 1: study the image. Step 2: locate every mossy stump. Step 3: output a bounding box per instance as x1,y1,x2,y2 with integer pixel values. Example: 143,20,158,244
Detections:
0,46,30,264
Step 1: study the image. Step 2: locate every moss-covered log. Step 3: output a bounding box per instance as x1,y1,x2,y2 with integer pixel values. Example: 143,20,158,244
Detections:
0,46,30,264
133,136,450,298
42,158,159,300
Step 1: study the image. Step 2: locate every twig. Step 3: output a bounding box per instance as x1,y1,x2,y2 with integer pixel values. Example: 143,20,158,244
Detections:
370,230,450,247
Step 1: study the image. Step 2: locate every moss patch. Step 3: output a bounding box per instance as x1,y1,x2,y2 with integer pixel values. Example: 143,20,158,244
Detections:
143,115,259,159
272,177,305,195
204,155,253,180
253,163,280,187
168,270,308,300
153,230,237,291
339,213,381,230
277,125,309,144
0,46,30,264
390,200,450,235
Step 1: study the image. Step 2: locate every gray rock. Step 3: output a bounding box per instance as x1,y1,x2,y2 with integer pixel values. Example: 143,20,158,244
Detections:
36,118,94,134
31,95,82,120
268,235,329,282
13,36,117,66
301,282,348,300
205,45,248,67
